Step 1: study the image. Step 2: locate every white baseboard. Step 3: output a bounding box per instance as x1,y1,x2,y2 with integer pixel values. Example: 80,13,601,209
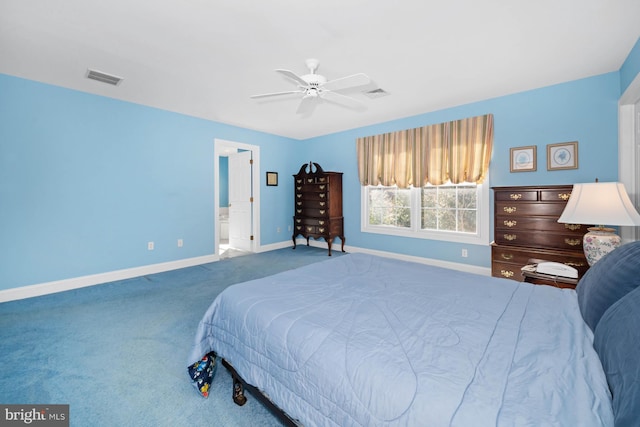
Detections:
295,238,492,276
0,254,218,303
1,241,491,303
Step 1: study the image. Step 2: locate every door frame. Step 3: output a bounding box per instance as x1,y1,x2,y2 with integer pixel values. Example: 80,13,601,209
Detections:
619,73,640,242
214,138,261,256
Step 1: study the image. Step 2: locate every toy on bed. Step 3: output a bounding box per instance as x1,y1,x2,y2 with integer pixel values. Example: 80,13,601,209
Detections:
187,242,640,426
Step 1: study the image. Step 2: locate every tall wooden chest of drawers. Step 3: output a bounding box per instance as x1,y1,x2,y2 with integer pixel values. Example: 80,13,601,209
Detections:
292,162,345,256
491,185,589,283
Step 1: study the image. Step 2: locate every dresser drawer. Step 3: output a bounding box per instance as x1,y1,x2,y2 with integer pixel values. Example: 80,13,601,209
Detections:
491,261,525,281
495,216,587,233
494,190,538,202
294,217,329,227
495,230,584,250
540,188,573,202
491,244,589,281
496,201,567,217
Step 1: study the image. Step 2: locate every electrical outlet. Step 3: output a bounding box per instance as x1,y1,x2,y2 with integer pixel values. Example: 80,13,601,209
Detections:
148,241,154,251
177,239,183,247
461,248,468,258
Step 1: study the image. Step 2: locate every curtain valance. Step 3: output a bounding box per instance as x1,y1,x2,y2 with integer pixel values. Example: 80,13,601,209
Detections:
356,114,493,187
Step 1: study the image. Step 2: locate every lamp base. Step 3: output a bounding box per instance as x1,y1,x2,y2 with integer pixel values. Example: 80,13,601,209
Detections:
583,227,620,266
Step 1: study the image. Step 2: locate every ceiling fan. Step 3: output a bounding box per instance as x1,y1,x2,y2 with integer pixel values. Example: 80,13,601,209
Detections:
250,58,371,115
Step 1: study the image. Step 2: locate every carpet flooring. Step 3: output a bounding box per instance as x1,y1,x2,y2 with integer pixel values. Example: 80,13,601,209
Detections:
0,245,344,426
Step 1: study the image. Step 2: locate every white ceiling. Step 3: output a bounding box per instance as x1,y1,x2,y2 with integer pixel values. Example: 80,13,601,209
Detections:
1,1,639,140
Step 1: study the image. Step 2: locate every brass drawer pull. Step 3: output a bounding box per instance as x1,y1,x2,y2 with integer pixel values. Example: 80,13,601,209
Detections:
558,193,571,201
296,194,302,198
504,220,517,227
319,220,325,225
500,270,514,278
503,206,517,214
296,225,302,230
319,227,325,233
306,226,314,232
296,179,302,184
509,193,522,200
296,219,301,223
297,201,302,206
319,193,325,198
565,238,581,246
319,201,326,207
296,209,302,214
319,210,326,215
564,224,581,231
307,178,314,183
504,234,517,241
319,185,326,190
501,253,514,260
566,261,586,267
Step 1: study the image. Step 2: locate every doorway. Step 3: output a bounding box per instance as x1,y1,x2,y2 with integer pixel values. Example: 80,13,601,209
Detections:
214,139,261,258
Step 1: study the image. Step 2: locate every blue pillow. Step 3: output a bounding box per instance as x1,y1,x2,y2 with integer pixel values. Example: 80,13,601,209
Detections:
577,241,640,331
593,285,640,427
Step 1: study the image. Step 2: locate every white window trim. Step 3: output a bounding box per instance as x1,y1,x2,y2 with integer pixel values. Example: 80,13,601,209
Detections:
360,181,490,245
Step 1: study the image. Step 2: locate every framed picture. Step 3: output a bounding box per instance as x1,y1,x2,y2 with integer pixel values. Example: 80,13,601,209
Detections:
547,141,578,170
510,145,537,172
266,171,278,186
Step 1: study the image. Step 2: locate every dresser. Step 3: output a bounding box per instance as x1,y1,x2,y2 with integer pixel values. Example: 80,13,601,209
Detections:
491,185,590,288
292,162,345,256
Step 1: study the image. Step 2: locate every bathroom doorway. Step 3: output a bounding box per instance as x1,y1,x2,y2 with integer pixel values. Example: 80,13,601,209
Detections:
214,139,261,258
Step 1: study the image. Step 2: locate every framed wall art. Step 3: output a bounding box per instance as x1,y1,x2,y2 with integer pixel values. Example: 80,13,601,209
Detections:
266,171,278,186
510,145,537,172
547,141,578,171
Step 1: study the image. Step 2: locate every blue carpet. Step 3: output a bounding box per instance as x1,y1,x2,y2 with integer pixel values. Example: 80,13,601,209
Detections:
0,246,345,426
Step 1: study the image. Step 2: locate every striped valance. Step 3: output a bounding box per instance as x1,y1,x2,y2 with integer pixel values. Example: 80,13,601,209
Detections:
356,114,494,187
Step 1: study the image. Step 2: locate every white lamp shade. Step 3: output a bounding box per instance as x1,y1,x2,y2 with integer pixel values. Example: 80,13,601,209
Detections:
558,182,640,227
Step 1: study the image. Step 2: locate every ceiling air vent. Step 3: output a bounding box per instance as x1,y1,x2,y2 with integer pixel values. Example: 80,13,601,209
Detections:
85,69,123,86
363,88,389,99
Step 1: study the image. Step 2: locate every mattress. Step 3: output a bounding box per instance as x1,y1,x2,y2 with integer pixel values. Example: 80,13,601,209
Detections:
188,253,613,426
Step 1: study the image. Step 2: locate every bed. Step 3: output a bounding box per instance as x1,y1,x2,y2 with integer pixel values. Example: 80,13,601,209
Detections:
188,242,640,426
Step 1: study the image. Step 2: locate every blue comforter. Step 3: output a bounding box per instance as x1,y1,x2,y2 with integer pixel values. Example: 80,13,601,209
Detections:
188,253,613,426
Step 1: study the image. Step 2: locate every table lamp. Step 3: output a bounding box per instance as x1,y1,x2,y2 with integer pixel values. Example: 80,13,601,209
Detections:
558,181,640,265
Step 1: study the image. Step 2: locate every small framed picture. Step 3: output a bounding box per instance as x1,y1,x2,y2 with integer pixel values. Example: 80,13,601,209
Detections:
547,141,578,170
510,146,537,172
266,171,278,186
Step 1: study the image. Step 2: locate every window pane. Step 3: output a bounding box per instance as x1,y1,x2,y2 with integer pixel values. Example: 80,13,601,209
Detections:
368,186,411,229
420,185,477,233
459,209,477,233
437,209,457,231
458,186,477,209
422,187,437,207
438,188,457,209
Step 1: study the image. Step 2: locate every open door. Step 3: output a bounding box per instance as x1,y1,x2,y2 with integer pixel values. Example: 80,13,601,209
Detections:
228,150,253,251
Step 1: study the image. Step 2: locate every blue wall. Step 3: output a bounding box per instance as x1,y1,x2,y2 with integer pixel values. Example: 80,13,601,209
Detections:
621,37,640,94
0,47,637,291
302,72,621,266
0,74,298,289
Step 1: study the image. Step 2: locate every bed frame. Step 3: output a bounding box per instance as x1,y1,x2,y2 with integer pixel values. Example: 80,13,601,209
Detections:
222,359,299,427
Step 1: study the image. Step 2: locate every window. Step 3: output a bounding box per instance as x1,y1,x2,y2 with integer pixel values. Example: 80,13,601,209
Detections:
362,182,490,245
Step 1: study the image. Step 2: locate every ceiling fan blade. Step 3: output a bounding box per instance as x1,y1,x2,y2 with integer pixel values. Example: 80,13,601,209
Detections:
321,91,366,111
276,69,309,87
250,90,303,99
321,73,370,92
296,96,319,115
